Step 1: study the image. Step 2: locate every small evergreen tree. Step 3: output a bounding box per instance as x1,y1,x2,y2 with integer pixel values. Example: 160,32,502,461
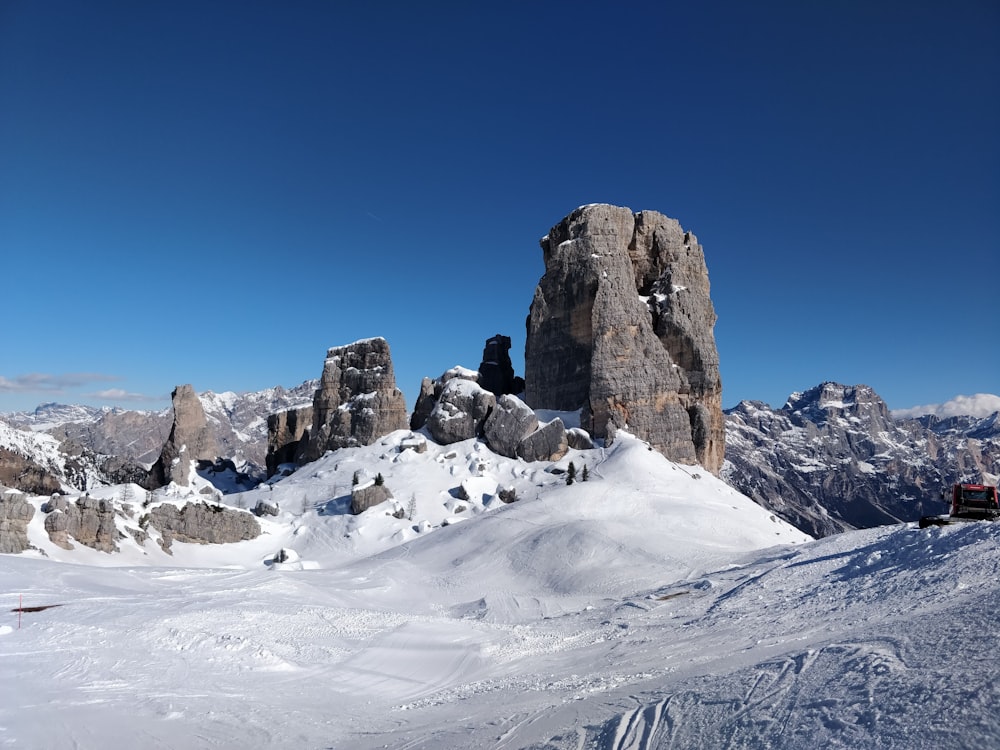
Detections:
566,461,576,485
374,473,385,487
582,464,590,482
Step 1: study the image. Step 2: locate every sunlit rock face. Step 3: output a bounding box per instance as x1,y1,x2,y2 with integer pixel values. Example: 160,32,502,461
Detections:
147,384,219,488
296,338,409,462
525,204,724,475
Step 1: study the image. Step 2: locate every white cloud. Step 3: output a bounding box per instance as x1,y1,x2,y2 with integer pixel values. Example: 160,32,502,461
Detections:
892,393,1000,420
0,372,120,393
88,388,160,403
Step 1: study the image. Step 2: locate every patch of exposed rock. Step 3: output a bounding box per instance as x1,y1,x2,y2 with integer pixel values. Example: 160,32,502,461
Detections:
525,204,724,474
43,494,122,552
147,385,219,488
0,447,62,495
0,488,35,554
149,502,261,552
296,338,409,463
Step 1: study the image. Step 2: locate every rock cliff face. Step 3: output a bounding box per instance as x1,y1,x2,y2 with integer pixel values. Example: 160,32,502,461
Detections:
723,382,1000,537
149,502,261,552
43,495,121,552
296,338,409,462
525,204,724,474
266,404,313,477
147,385,219,488
0,447,62,495
0,489,34,554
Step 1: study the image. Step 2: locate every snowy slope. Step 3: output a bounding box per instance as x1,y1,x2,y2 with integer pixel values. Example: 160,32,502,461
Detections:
0,432,996,749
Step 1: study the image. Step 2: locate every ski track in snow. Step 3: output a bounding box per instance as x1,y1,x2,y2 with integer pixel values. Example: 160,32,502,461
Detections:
0,433,998,748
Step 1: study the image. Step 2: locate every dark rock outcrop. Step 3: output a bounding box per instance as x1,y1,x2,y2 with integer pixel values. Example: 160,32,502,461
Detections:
478,334,519,397
149,502,260,552
0,489,34,554
525,204,724,474
253,500,279,517
297,338,409,462
0,448,61,495
409,377,439,431
147,385,219,488
266,404,313,477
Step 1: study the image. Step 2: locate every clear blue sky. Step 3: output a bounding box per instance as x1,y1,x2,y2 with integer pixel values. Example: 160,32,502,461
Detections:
1,1,997,416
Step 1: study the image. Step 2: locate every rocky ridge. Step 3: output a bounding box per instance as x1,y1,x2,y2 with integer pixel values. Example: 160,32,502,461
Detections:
723,382,1000,537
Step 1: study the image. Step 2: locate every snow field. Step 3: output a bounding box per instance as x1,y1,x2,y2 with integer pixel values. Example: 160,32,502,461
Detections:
1,430,996,748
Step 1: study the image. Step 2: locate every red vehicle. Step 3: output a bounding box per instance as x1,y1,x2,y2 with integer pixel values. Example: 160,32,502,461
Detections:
920,483,1000,528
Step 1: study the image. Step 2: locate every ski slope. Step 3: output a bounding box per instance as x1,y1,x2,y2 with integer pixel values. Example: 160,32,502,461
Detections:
1,433,997,749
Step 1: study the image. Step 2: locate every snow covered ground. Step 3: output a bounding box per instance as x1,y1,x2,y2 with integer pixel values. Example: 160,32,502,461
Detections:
1,432,997,749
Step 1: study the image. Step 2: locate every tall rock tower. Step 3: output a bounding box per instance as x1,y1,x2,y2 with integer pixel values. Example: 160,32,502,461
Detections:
147,384,219,487
295,337,409,463
525,204,724,474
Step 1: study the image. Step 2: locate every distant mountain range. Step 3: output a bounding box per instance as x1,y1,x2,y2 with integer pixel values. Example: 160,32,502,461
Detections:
0,381,317,492
2,379,998,538
722,382,1000,537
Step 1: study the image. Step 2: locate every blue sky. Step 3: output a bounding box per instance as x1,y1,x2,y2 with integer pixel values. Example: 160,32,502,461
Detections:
1,1,998,417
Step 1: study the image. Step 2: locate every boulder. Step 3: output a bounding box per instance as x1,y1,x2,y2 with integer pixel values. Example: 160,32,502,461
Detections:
149,502,261,552
425,379,496,445
351,482,393,515
525,204,724,474
253,500,280,517
483,394,539,458
566,427,595,450
410,366,481,431
0,489,34,554
43,509,72,550
297,338,409,462
517,418,569,463
147,384,219,488
62,495,121,553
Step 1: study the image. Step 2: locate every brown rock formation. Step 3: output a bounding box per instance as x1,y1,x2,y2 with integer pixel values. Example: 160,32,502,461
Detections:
296,338,409,462
525,204,724,474
147,384,219,488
